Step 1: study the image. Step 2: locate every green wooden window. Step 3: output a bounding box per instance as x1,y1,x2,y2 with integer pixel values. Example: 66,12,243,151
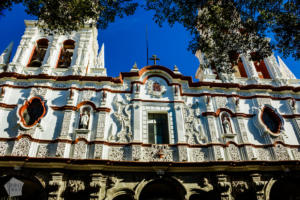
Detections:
148,113,169,144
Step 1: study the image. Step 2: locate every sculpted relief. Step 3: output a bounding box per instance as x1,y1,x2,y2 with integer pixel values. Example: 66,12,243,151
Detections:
112,95,132,143
183,101,206,144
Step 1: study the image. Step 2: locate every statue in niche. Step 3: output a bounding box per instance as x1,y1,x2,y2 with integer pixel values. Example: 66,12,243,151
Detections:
222,114,232,134
79,108,90,129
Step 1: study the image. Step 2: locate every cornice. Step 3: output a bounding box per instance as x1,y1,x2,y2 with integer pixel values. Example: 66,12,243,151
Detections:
0,65,299,92
0,157,299,173
1,134,299,148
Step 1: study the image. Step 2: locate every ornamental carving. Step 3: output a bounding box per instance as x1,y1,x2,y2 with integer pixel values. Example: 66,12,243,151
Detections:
216,97,228,109
191,148,209,162
217,175,233,200
274,144,290,160
109,146,130,161
227,145,241,161
183,102,206,144
73,141,87,159
96,113,106,139
17,96,47,129
112,96,132,143
232,181,248,194
291,148,300,160
30,88,47,97
55,143,66,158
132,145,141,161
12,137,31,156
197,178,214,192
142,145,173,162
0,142,8,156
60,111,72,137
257,148,272,161
146,79,166,97
37,144,52,157
68,180,85,193
81,90,94,101
94,144,103,159
178,146,188,162
250,174,266,200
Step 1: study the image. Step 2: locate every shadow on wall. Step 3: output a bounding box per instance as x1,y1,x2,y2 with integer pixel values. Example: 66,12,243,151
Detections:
51,91,67,106
269,177,300,200
4,107,19,137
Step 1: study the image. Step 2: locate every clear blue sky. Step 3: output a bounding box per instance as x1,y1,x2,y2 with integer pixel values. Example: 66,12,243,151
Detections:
0,4,299,79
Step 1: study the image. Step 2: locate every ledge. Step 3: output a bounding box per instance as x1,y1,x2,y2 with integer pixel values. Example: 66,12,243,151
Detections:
0,156,300,172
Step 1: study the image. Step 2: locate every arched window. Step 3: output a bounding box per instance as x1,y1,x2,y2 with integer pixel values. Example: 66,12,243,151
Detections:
229,52,248,78
18,97,47,128
261,107,281,134
251,53,271,79
57,40,75,68
28,38,49,67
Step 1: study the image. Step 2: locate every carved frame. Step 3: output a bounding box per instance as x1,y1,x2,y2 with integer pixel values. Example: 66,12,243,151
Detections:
17,96,47,129
254,105,284,137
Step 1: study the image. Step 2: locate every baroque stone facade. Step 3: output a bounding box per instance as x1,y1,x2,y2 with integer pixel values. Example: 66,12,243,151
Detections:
0,20,300,200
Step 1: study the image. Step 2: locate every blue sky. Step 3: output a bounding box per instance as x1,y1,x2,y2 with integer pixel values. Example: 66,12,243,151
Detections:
0,4,299,79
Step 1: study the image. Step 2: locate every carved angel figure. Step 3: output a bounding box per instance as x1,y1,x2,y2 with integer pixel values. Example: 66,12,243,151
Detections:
183,102,206,144
113,96,132,142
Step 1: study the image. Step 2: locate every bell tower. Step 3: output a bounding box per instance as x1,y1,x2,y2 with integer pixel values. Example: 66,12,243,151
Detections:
5,20,106,76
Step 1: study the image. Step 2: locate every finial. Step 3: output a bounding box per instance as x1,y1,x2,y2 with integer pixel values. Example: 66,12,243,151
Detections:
173,65,181,74
130,62,139,72
0,42,14,66
96,43,104,68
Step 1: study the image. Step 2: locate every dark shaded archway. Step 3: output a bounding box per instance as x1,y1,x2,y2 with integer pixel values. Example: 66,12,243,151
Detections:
139,178,186,200
270,177,300,200
0,175,47,200
113,194,134,200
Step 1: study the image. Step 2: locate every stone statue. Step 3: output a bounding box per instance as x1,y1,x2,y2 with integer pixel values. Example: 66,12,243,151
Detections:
80,110,90,129
222,117,232,134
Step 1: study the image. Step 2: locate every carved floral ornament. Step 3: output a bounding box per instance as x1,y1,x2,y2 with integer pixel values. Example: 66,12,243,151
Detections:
17,96,47,129
253,105,284,137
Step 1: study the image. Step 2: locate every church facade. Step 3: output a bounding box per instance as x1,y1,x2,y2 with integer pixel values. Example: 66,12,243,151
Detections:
0,20,300,200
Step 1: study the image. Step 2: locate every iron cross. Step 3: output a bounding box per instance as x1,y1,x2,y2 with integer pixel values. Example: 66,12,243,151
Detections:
150,55,160,65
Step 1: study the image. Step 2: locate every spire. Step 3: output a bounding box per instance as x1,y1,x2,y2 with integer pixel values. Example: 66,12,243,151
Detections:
0,42,14,66
96,43,104,68
277,56,296,79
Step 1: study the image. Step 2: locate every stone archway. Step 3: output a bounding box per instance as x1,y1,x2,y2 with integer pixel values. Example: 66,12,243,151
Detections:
138,178,186,200
269,177,300,200
0,175,47,200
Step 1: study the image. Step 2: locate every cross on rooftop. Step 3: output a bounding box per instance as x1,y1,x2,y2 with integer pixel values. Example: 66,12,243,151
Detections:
150,55,160,65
